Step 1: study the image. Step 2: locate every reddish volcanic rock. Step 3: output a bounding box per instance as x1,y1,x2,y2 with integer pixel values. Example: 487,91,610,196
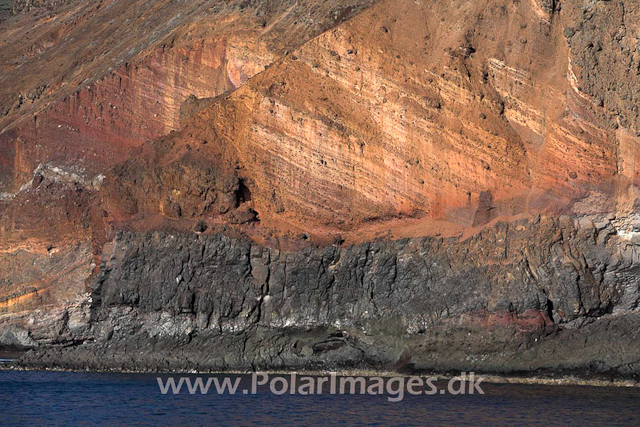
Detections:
105,0,638,238
0,0,378,192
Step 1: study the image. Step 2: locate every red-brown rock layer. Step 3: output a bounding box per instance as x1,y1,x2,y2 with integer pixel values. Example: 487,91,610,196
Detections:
107,0,639,237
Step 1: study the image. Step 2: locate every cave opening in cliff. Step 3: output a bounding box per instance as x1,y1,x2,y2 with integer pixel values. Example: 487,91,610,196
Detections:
236,179,252,206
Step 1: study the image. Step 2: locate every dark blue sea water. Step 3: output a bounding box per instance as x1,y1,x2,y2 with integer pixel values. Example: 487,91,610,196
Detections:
1,370,639,425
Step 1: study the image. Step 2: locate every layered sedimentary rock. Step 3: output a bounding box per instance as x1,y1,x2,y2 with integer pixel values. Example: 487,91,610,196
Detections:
2,0,640,378
0,0,377,326
0,0,377,192
105,0,639,235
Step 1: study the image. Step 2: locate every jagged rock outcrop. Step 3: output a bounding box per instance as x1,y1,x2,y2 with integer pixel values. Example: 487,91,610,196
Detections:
15,215,640,377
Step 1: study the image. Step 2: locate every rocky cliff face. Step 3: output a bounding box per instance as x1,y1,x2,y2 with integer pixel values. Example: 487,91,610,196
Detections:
2,0,640,378
99,0,640,236
16,214,640,377
0,0,378,328
0,0,377,192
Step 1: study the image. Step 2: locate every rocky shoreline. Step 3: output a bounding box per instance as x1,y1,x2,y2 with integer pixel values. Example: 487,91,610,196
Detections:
5,214,640,380
3,363,640,389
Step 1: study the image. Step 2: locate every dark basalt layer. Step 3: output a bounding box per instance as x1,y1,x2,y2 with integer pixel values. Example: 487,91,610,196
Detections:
17,215,640,378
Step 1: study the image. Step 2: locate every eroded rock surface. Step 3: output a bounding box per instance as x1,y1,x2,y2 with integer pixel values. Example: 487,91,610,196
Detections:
16,215,640,377
2,0,640,378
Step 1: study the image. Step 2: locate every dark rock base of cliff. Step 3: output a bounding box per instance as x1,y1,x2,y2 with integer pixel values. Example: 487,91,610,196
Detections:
14,311,640,381
11,214,640,379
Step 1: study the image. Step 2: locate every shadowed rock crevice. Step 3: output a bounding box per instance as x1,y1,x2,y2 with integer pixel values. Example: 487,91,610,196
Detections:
236,179,252,206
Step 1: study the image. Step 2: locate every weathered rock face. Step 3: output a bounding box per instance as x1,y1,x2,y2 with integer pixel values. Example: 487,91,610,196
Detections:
0,0,378,326
2,0,640,379
10,0,75,15
16,214,640,376
0,0,378,192
184,0,640,230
